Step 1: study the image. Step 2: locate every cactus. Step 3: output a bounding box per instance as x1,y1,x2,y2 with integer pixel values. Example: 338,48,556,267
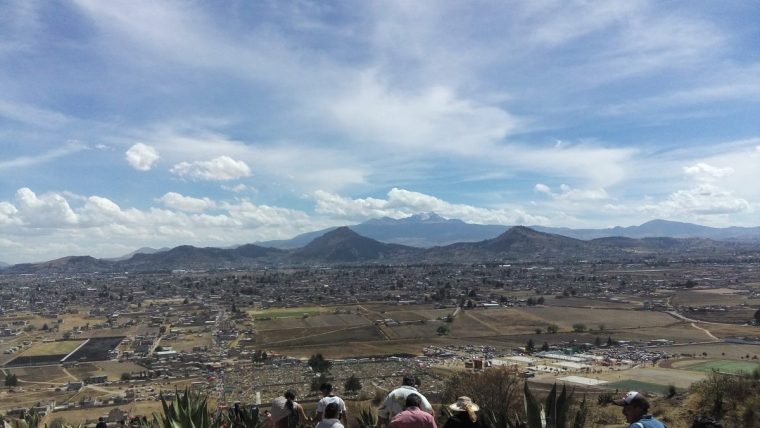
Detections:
478,383,587,428
355,406,378,428
157,388,213,428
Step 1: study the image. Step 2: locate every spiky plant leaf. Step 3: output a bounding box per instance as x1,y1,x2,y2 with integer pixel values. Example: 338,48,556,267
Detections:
572,396,587,428
523,382,544,428
544,384,557,427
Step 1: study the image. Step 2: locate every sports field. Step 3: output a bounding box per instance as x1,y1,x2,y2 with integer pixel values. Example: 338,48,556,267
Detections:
20,340,85,357
682,359,760,375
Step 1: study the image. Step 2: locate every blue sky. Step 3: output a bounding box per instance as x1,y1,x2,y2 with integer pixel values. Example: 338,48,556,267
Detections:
1,0,759,263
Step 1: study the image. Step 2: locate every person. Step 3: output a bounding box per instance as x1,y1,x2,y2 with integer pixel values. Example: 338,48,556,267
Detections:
316,403,345,428
388,394,436,428
315,383,348,426
612,391,667,428
444,396,481,428
270,390,310,428
377,374,433,427
96,417,108,428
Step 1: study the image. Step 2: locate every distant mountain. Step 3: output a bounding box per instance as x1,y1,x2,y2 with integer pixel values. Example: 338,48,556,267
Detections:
118,244,284,271
533,219,760,241
7,256,114,274
5,224,760,274
106,246,170,261
0,261,9,269
293,227,422,262
4,244,285,274
257,212,506,249
426,226,592,262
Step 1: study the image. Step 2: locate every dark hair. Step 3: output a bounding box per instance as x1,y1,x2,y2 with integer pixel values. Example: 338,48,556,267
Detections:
320,382,334,394
324,402,340,419
405,394,422,409
629,395,650,413
284,389,296,413
402,374,416,386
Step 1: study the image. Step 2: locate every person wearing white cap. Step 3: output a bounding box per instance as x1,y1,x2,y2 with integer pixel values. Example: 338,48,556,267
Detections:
612,391,667,428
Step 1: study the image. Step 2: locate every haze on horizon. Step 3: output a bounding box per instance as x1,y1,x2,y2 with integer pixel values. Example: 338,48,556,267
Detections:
1,1,759,264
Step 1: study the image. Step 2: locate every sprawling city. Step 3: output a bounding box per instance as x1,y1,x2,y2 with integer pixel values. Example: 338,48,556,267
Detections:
2,1,759,428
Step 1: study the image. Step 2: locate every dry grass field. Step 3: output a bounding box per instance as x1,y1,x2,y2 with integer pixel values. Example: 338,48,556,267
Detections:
18,340,85,357
541,296,642,309
671,289,760,306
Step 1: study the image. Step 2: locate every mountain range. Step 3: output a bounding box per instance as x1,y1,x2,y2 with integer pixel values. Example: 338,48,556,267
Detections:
257,214,760,249
4,221,759,274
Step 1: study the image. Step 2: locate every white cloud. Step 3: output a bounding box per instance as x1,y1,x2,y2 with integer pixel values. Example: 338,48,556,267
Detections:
313,188,549,225
533,183,608,201
683,162,734,181
0,187,327,263
328,72,517,154
534,183,551,194
14,187,79,227
221,184,252,193
0,98,71,128
170,156,251,181
641,184,751,216
0,202,21,225
125,143,160,171
0,141,86,170
158,192,215,213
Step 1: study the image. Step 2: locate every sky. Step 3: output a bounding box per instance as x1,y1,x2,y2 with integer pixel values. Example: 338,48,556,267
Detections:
1,1,759,264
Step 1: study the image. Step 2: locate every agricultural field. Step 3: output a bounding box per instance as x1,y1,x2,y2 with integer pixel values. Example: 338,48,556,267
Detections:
671,288,760,307
248,306,329,319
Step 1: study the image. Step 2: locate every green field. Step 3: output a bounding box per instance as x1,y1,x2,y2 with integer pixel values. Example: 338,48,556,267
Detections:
604,380,674,396
682,360,760,375
249,306,327,319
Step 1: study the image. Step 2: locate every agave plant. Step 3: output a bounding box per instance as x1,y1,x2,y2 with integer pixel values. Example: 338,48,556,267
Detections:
355,406,378,428
480,383,587,428
523,382,587,428
156,388,214,428
222,405,266,428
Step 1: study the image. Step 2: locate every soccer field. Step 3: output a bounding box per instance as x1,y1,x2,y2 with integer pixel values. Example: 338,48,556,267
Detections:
682,360,760,375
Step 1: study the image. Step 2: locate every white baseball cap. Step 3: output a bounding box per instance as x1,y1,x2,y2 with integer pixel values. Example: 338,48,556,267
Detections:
613,391,644,406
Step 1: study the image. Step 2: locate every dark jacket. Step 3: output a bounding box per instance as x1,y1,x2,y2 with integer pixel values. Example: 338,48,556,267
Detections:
443,411,482,428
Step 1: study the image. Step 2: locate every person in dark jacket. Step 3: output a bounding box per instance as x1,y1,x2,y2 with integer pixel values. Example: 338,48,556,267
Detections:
444,396,482,428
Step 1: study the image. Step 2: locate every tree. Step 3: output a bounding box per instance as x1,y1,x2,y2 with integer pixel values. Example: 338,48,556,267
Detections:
537,296,545,305
441,367,521,426
526,297,536,306
754,308,760,325
121,372,132,381
437,324,451,336
541,342,549,352
526,338,535,354
572,323,587,332
345,375,362,393
4,374,18,387
308,353,332,373
546,324,559,334
594,337,602,347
